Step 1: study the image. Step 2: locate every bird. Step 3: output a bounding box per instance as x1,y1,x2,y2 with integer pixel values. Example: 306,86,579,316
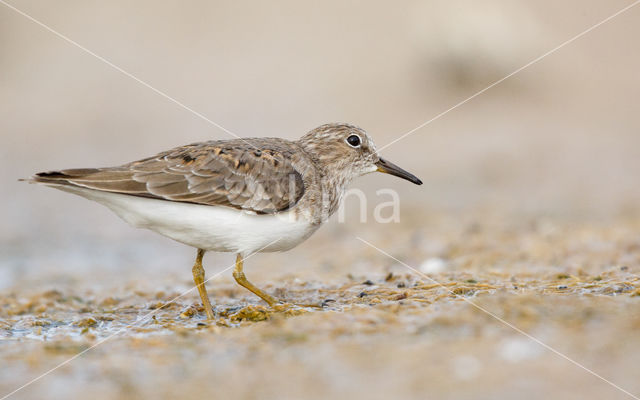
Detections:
25,123,422,319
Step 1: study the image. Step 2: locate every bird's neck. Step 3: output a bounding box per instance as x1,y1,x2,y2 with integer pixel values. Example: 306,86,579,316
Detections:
317,167,353,222
296,140,353,222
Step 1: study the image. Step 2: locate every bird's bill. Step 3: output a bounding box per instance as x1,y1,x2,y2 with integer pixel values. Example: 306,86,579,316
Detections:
375,158,423,185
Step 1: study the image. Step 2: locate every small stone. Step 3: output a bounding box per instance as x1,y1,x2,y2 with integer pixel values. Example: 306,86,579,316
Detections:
180,306,198,318
321,299,336,307
394,292,408,301
419,258,447,274
75,317,97,328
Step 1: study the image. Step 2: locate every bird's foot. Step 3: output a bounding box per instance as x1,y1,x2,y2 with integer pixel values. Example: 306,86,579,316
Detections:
220,299,333,323
228,304,271,322
223,303,308,322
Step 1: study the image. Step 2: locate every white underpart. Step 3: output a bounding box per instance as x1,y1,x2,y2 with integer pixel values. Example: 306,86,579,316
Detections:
50,185,319,254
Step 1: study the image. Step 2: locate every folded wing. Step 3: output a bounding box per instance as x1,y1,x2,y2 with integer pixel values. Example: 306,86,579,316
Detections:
31,140,305,214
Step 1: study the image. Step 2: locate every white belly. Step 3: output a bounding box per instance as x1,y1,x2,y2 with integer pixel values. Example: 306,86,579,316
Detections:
52,185,320,254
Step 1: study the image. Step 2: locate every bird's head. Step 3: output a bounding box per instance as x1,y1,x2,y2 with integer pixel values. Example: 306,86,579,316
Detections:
299,123,422,185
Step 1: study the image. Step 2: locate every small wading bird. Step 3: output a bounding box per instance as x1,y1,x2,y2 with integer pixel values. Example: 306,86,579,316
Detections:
26,123,422,319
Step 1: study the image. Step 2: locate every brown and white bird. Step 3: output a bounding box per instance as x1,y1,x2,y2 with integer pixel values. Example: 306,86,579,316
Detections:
26,123,422,319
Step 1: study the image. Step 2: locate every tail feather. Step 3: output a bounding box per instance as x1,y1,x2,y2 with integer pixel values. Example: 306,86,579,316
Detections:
37,168,101,178
23,168,148,194
23,168,100,185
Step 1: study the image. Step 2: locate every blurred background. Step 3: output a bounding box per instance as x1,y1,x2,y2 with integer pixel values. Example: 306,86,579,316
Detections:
2,0,639,286
2,0,640,283
1,1,639,399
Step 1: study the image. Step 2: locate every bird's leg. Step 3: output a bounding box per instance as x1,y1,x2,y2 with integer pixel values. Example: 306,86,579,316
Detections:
192,249,215,320
232,253,278,307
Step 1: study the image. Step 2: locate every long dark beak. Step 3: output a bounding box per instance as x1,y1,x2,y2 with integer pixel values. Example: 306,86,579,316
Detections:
375,158,422,185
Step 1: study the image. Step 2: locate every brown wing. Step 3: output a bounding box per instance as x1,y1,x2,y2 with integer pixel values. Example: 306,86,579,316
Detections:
31,139,306,214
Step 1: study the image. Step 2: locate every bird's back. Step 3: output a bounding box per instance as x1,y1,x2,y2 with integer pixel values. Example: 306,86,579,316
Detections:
29,138,313,215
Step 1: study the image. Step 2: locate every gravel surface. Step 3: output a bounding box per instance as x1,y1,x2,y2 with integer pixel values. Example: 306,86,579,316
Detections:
2,214,639,399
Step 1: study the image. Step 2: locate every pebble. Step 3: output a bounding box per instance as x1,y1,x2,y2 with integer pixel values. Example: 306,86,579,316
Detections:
419,258,447,274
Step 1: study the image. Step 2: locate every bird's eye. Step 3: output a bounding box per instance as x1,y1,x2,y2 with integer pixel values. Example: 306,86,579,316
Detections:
346,135,361,148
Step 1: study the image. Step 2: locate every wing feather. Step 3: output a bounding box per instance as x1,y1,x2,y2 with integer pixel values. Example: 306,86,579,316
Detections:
31,139,306,214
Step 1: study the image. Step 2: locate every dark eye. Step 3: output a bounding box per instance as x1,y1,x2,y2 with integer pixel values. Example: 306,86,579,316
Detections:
346,135,361,148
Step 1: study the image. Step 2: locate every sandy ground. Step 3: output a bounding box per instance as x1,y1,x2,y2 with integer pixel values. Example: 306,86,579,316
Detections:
2,212,640,399
2,1,640,399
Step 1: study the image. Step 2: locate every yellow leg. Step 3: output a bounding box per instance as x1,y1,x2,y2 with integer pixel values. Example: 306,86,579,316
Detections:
192,249,215,320
232,253,278,307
